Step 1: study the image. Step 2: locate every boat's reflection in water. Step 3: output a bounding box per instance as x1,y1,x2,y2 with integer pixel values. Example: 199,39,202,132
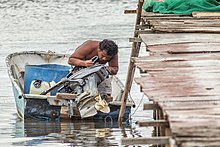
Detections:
14,117,131,146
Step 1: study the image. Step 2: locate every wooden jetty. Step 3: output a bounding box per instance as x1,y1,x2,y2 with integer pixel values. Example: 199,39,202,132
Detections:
120,0,220,146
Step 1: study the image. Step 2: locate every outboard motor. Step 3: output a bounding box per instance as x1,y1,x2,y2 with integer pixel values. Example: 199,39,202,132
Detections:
59,64,109,94
41,64,109,95
40,64,110,119
64,64,110,118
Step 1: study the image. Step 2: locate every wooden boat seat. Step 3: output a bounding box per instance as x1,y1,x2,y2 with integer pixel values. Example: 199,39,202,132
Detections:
56,93,77,100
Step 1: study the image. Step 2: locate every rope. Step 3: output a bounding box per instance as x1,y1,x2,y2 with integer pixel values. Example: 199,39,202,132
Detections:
123,93,145,124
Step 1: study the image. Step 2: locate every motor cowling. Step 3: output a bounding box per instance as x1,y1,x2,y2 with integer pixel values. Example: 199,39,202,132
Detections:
58,64,109,94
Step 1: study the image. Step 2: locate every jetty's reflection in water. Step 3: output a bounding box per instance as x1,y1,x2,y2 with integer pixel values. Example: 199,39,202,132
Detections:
14,119,135,146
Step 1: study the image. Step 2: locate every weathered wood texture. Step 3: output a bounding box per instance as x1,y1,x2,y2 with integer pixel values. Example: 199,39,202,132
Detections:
133,10,220,147
141,11,220,33
140,34,220,46
138,120,169,127
121,136,170,145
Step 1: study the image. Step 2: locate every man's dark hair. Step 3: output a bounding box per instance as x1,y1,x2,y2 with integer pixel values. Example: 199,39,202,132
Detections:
99,39,118,56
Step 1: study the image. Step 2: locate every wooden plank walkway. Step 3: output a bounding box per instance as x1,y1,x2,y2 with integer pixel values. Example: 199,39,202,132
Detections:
122,1,220,146
134,43,220,146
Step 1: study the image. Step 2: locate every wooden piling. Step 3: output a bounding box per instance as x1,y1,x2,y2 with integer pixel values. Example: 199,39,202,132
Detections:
118,0,143,123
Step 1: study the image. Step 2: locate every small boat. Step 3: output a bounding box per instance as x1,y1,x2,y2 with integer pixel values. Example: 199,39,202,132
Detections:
6,51,135,121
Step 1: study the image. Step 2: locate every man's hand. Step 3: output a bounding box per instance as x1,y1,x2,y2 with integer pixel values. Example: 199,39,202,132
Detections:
106,66,118,75
84,60,94,67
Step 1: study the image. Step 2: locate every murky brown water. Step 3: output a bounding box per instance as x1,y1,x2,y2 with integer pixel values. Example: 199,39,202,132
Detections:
0,0,152,146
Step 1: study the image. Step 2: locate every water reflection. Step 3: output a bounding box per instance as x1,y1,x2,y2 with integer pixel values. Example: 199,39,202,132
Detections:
13,118,132,146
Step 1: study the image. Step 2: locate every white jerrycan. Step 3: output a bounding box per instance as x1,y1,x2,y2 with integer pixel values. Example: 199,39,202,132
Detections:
30,80,56,95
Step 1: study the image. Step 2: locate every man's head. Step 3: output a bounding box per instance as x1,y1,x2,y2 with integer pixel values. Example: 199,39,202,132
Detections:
99,39,118,57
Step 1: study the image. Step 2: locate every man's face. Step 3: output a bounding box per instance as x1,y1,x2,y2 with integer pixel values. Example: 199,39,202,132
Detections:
98,49,112,62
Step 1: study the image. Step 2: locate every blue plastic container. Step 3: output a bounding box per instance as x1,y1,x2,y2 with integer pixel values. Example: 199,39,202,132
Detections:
24,64,71,95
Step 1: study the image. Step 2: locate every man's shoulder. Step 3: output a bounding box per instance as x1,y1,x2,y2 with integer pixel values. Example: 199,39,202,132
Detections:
85,40,100,44
83,40,100,49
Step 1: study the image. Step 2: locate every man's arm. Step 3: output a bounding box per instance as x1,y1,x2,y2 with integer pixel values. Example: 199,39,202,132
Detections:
106,54,118,75
68,40,98,67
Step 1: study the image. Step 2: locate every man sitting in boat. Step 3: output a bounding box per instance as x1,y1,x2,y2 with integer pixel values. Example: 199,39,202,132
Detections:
68,39,119,75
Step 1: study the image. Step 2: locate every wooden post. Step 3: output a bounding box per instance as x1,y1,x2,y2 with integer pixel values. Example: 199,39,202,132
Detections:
118,0,144,123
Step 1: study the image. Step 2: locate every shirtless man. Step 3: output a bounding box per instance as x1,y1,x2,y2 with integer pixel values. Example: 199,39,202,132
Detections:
68,39,119,75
